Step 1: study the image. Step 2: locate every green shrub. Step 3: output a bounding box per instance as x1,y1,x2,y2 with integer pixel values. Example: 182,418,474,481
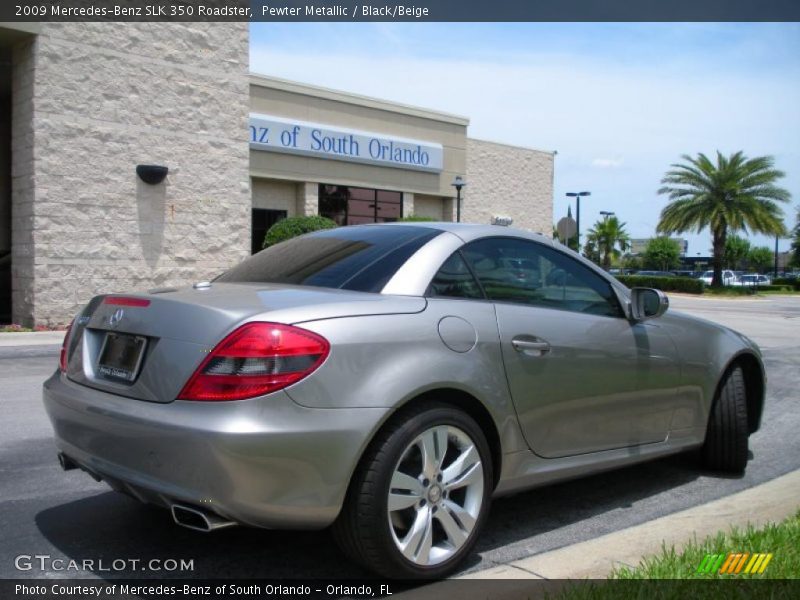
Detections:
263,215,337,248
615,275,705,294
399,215,436,222
756,284,794,293
773,277,800,290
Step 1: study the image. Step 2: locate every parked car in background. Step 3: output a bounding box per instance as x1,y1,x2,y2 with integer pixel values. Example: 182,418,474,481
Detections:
699,270,736,286
44,223,766,579
732,274,772,287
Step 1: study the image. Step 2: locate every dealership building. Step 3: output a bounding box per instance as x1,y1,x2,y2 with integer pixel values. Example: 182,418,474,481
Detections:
0,22,554,326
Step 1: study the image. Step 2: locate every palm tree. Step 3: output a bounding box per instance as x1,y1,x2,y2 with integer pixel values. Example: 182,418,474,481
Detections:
657,152,790,287
586,216,631,270
791,206,800,269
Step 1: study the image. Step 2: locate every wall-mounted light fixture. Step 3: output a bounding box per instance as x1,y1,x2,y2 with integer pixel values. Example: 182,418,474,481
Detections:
136,164,169,185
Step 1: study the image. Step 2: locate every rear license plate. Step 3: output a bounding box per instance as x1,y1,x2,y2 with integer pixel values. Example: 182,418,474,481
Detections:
97,332,147,382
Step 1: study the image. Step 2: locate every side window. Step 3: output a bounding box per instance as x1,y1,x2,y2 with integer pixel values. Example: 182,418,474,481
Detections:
462,238,624,318
427,252,484,300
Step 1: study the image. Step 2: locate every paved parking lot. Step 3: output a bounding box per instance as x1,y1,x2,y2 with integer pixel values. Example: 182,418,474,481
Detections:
0,294,798,579
668,294,800,350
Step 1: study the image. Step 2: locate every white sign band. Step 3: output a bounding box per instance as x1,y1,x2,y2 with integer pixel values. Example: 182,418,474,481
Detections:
249,114,443,173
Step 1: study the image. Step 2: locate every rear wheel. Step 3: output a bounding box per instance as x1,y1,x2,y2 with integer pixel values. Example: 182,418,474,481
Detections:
701,366,749,473
333,404,493,579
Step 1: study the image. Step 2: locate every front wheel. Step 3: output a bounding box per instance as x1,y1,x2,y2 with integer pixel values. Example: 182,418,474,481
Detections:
701,366,749,473
333,404,493,579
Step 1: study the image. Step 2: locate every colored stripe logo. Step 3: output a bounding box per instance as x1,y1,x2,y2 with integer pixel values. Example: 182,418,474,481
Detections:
696,552,773,574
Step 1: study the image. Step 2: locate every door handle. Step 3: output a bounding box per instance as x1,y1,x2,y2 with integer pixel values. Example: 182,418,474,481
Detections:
511,337,551,356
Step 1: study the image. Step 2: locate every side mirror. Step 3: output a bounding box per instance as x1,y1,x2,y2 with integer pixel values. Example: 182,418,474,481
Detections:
629,288,669,321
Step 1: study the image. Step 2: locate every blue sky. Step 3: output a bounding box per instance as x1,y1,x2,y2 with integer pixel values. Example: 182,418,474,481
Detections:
250,23,800,256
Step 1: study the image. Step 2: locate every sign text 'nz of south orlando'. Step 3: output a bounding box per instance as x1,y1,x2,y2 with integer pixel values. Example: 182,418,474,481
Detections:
249,114,444,173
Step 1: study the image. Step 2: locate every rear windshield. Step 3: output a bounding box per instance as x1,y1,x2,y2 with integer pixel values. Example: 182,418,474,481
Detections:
216,225,440,293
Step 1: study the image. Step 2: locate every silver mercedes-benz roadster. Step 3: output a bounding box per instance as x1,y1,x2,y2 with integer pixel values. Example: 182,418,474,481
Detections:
44,223,765,578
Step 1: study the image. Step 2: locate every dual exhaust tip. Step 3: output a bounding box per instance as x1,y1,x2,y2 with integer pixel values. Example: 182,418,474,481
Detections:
58,453,236,533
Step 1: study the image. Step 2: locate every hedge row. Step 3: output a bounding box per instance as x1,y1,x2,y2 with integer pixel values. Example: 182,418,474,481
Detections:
615,275,705,294
773,277,800,291
755,284,795,292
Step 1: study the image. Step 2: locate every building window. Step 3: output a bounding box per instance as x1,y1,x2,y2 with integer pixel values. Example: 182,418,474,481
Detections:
252,208,287,254
319,184,402,226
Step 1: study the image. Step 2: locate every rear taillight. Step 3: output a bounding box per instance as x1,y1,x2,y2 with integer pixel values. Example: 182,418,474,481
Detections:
177,322,330,401
59,320,74,372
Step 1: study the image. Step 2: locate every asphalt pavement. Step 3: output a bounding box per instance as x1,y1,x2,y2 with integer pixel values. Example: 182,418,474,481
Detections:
0,295,798,580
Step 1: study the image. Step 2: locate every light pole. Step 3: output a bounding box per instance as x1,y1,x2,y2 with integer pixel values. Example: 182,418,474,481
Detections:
775,234,780,278
451,175,466,223
600,210,615,221
566,191,591,250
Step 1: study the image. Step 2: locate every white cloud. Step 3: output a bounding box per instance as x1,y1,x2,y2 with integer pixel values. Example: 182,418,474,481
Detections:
592,158,625,168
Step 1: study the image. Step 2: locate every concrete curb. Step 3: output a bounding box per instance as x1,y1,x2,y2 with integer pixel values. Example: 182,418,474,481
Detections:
459,469,800,580
0,331,65,347
0,345,61,359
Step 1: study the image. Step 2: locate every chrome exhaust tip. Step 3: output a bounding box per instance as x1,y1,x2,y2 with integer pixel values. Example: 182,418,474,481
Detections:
58,452,78,471
170,504,237,533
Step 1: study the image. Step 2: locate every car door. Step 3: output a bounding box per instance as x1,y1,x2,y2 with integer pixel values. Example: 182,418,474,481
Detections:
460,237,681,459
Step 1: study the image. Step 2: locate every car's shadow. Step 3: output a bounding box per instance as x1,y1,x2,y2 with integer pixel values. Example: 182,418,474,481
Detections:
35,450,725,580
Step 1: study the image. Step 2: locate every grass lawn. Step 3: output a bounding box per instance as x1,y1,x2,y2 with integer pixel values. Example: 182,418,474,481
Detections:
611,510,799,579
551,511,800,600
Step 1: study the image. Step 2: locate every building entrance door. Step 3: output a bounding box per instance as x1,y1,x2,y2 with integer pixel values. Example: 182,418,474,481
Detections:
252,208,287,253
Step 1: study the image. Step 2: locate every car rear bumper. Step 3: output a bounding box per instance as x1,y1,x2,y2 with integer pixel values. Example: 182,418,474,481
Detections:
42,371,388,529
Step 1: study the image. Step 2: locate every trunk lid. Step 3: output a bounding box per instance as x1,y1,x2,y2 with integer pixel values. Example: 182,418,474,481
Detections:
64,283,425,403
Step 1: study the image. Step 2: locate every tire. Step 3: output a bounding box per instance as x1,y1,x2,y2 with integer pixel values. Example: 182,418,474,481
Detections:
333,403,493,579
701,366,749,473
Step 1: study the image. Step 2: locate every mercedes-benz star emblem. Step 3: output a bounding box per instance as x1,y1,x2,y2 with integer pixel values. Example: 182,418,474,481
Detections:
108,308,124,328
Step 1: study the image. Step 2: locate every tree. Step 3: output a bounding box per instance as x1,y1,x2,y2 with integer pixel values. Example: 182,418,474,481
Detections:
585,216,631,270
553,226,579,251
582,238,601,264
657,151,790,287
622,254,642,271
791,206,800,269
724,235,751,270
748,246,774,273
643,237,682,271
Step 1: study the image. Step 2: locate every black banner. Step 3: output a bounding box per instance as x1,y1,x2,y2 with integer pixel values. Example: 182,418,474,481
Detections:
1,0,800,22
3,579,800,600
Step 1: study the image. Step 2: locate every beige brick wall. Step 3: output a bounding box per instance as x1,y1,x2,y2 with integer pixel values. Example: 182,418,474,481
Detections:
464,138,553,234
11,23,250,325
413,194,446,221
252,178,299,216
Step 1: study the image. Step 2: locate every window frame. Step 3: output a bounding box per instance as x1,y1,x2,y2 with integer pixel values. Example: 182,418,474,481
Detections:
428,236,627,319
425,249,488,301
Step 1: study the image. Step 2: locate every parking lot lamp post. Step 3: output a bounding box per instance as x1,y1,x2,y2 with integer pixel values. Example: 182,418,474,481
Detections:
566,191,591,249
600,210,615,221
775,234,779,278
452,176,466,223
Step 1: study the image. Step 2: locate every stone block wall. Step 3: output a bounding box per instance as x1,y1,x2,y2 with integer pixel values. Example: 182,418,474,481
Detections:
11,23,250,325
464,138,553,234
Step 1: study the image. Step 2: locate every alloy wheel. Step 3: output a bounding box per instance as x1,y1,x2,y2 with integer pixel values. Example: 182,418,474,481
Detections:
386,425,484,566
